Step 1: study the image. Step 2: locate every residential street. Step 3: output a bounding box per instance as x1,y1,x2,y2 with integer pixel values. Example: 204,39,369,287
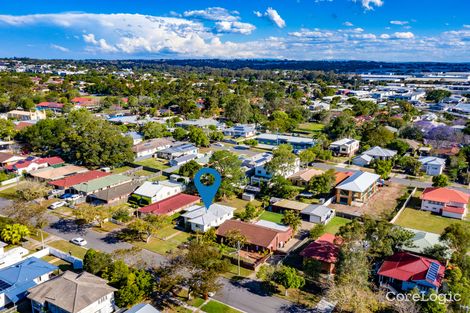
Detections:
312,162,470,193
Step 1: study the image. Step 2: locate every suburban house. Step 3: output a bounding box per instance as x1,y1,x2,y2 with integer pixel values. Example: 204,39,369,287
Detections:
88,180,141,204
288,168,324,186
0,241,29,269
216,220,292,252
329,138,360,156
36,102,64,112
270,198,309,214
300,205,335,224
30,165,89,181
256,134,315,150
158,143,199,160
352,154,374,167
181,204,235,232
71,174,132,196
418,156,446,176
27,271,116,313
5,156,64,174
126,303,160,313
0,152,25,167
335,171,381,206
377,252,445,294
126,131,144,145
251,156,300,185
0,257,57,309
420,187,470,219
361,146,397,161
48,170,111,190
139,193,200,216
132,138,172,159
223,125,256,138
300,233,342,274
6,109,46,121
403,228,450,258
175,118,221,129
169,154,198,167
130,180,186,206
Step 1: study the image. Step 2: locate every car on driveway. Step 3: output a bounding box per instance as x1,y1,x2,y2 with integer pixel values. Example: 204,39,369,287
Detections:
67,194,81,202
60,193,73,200
70,237,87,246
49,201,67,210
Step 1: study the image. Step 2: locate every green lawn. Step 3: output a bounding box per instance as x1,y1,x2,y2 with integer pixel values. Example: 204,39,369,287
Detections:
221,263,254,280
112,166,133,174
135,158,169,170
394,208,470,234
48,240,87,259
324,216,351,235
259,210,284,224
133,170,155,177
155,226,180,239
187,297,205,308
134,231,191,255
201,300,242,313
296,123,325,132
0,185,19,199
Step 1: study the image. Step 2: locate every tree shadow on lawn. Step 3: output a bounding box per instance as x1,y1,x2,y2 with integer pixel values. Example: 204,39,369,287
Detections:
228,278,274,297
49,218,88,235
101,231,125,244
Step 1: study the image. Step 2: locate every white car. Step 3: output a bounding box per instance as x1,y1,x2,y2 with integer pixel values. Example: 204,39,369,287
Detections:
70,237,87,246
213,143,224,147
67,194,81,202
49,201,67,210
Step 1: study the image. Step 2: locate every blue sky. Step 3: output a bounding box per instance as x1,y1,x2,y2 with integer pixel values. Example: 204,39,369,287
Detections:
0,0,469,61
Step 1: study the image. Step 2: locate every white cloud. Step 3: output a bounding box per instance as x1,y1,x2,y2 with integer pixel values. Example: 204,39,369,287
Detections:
254,7,286,28
464,25,470,29
83,33,117,52
289,28,334,38
50,44,69,52
343,21,354,27
183,7,238,21
391,31,414,39
354,0,384,10
390,20,408,25
215,21,255,35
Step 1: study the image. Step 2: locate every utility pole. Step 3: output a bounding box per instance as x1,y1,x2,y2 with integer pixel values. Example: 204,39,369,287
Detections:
237,241,241,276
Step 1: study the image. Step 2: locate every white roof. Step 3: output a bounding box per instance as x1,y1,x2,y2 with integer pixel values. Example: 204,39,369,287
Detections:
132,180,182,198
336,171,380,193
363,146,397,158
330,138,359,146
186,203,235,226
419,156,446,166
254,220,290,232
354,154,373,162
301,205,334,217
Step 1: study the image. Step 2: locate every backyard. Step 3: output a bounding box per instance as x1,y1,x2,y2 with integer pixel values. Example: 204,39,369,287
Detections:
394,208,470,234
296,122,325,133
323,216,350,235
133,231,191,255
135,158,169,170
259,210,284,224
216,198,262,214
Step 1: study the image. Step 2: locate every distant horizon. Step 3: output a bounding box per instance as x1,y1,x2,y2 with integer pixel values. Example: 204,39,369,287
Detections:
1,1,469,62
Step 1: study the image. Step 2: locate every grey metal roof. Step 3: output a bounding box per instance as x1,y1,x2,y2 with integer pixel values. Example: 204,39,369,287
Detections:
301,205,334,217
336,171,380,193
363,146,397,158
126,304,160,313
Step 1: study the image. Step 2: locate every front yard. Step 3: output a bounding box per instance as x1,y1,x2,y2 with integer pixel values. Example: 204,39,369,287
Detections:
216,198,262,214
48,240,88,259
201,300,242,313
133,231,191,255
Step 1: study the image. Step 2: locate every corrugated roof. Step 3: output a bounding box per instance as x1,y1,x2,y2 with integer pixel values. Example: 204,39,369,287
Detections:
139,193,200,215
336,171,380,193
49,170,111,188
73,174,131,193
421,187,470,204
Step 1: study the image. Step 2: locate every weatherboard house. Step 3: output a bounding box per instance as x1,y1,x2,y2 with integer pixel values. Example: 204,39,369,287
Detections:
377,252,445,294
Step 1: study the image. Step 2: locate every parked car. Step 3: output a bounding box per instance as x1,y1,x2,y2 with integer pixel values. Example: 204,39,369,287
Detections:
60,193,73,200
49,189,63,196
213,143,224,147
67,194,81,202
70,237,87,246
49,201,67,210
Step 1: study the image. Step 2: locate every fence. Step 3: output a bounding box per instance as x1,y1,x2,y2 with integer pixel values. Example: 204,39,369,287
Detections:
26,247,83,270
0,176,21,186
390,187,417,224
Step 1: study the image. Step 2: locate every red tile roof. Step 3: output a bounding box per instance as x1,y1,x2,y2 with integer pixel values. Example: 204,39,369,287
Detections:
37,156,64,166
378,252,445,288
139,193,200,215
15,121,34,131
49,170,111,188
421,187,470,205
300,233,342,263
37,102,64,109
442,205,466,214
216,220,291,249
5,156,64,171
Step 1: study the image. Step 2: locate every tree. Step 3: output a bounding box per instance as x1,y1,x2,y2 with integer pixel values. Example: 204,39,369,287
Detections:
225,229,247,248
372,159,392,179
440,223,470,257
187,126,210,147
83,249,113,275
324,113,356,140
128,214,168,243
209,150,244,199
237,203,259,221
432,174,449,187
273,266,305,296
309,224,325,239
308,169,335,195
209,131,224,141
141,122,167,139
73,204,101,226
1,224,30,244
399,125,423,140
0,119,15,140
172,127,187,141
426,89,451,102
361,125,395,147
224,96,252,124
282,210,302,232
114,269,153,308
269,176,299,199
397,156,421,176
19,110,134,167
419,290,447,313
299,149,316,167
266,144,296,176
15,181,49,201
387,139,410,156
179,160,201,178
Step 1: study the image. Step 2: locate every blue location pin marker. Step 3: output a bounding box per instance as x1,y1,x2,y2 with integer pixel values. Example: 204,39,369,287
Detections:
194,168,222,209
